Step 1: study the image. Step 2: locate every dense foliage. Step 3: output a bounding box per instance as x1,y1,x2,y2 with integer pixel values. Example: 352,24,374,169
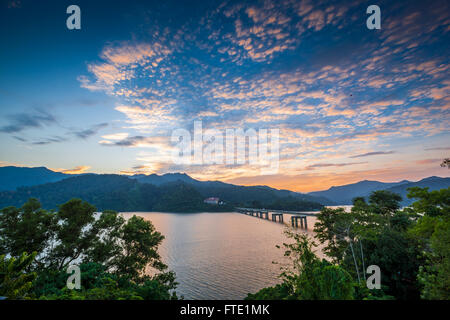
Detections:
0,198,178,300
0,252,37,299
0,174,322,212
247,187,450,300
246,232,355,300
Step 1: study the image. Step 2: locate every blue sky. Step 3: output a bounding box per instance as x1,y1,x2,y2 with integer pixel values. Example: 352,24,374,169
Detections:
0,0,449,191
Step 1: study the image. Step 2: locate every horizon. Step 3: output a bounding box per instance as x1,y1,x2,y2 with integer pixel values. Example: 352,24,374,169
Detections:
1,0,449,193
1,164,448,193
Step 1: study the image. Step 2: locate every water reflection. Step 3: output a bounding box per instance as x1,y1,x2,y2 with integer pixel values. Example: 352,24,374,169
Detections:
121,211,325,300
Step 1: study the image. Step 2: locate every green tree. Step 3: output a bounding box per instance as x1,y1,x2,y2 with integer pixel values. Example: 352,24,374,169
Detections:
315,190,423,299
0,199,56,261
368,190,402,216
313,207,353,263
354,227,422,300
0,252,37,299
248,231,354,300
417,216,450,299
281,231,354,300
0,198,177,299
47,199,98,270
113,215,166,280
245,283,291,300
1,199,169,277
407,187,450,299
407,187,449,217
34,262,178,300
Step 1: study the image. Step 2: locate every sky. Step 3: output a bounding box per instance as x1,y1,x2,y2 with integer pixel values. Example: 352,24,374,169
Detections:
0,0,449,192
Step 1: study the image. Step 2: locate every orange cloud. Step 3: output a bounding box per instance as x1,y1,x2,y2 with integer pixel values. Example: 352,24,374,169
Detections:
53,166,91,174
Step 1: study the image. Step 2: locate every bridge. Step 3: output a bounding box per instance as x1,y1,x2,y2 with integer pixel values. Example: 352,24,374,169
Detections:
235,207,318,229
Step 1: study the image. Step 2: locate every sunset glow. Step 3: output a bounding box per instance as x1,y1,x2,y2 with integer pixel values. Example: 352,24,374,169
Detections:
0,0,449,192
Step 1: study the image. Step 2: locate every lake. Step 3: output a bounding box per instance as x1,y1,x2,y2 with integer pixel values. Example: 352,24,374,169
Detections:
121,211,329,300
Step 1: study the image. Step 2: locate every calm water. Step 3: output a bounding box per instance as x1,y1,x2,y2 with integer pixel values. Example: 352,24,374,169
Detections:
121,211,328,300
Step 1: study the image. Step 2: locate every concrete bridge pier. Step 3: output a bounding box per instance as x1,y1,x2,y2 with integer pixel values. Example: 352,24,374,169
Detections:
272,213,284,223
291,215,308,228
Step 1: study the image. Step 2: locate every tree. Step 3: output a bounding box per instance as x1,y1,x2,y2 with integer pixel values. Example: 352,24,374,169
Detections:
313,207,352,264
441,158,450,169
1,199,169,277
0,198,178,299
34,262,178,300
245,283,291,300
113,215,166,280
248,231,355,300
368,190,402,216
407,187,449,217
47,199,98,270
0,252,37,299
355,227,422,300
407,187,450,299
417,216,450,299
315,190,423,299
0,199,56,260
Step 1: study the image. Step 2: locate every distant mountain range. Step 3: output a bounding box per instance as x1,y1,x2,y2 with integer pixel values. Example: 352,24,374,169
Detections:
0,166,449,211
0,166,70,191
0,167,327,212
307,176,450,205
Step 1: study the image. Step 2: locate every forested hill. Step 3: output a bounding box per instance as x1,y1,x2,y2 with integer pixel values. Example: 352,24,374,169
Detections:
0,166,70,191
0,166,332,205
308,176,450,205
0,174,324,212
1,166,448,210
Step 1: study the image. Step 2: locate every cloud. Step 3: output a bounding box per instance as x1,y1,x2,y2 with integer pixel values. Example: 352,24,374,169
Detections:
101,133,129,140
79,42,172,93
53,166,91,174
424,147,450,151
12,136,27,142
71,0,450,186
350,151,396,158
100,135,152,147
305,162,367,170
71,123,108,139
31,136,67,145
415,158,441,165
215,0,357,63
0,110,56,133
132,165,149,170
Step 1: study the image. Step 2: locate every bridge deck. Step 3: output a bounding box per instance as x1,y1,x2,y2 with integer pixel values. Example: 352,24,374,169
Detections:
235,207,319,216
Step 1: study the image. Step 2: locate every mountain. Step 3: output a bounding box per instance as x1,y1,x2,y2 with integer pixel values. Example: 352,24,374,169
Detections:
383,176,450,206
0,171,325,212
308,177,450,205
131,172,198,186
0,166,70,191
100,169,333,207
164,178,334,206
0,174,222,212
2,166,447,211
307,180,410,204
